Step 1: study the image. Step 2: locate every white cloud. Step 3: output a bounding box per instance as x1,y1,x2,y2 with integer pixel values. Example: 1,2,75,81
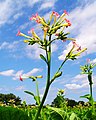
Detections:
19,22,30,30
73,74,87,82
0,0,41,27
43,11,51,21
23,68,42,76
59,1,96,60
65,73,96,90
12,70,24,80
0,0,57,27
39,1,55,11
13,12,23,20
27,0,41,7
25,44,45,59
91,58,96,64
0,0,14,26
25,43,58,59
0,69,15,76
0,68,41,80
0,41,19,50
65,83,82,89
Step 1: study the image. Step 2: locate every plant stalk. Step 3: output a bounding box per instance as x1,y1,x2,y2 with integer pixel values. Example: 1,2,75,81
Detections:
34,35,52,120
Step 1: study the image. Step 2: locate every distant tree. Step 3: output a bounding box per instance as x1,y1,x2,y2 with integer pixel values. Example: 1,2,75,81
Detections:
0,93,21,105
65,98,78,107
14,96,21,105
77,101,85,106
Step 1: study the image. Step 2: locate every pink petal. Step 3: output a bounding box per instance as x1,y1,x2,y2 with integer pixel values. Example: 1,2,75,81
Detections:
16,30,21,36
64,10,68,15
28,28,34,34
19,76,23,81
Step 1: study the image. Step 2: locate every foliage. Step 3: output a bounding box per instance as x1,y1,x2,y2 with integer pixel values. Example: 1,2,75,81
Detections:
0,106,31,120
0,93,21,106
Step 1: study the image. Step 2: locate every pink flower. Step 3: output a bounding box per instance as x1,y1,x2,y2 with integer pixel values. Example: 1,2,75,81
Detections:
64,10,68,15
19,75,29,81
28,28,34,34
19,76,23,81
72,41,79,47
16,30,21,36
65,18,71,26
68,22,71,26
65,18,70,23
77,46,81,51
52,11,60,18
72,41,81,51
36,18,41,23
29,13,38,21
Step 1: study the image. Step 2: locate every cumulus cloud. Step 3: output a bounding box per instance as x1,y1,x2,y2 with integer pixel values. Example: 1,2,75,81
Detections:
59,1,96,60
25,43,58,59
0,69,15,76
65,83,82,89
0,41,19,50
23,68,42,76
0,0,44,27
0,68,42,80
0,0,57,27
65,73,96,90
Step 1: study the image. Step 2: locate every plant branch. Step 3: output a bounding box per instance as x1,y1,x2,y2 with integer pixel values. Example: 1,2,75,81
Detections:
50,57,68,84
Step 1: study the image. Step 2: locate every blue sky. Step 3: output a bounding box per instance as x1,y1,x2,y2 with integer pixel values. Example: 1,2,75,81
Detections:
0,0,96,104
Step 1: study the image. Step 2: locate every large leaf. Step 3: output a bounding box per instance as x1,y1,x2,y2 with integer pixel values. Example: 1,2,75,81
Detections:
46,106,69,120
69,113,80,120
34,96,40,105
80,94,91,100
24,91,35,97
40,54,47,64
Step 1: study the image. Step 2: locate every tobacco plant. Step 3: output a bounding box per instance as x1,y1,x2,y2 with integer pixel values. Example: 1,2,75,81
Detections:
17,10,87,120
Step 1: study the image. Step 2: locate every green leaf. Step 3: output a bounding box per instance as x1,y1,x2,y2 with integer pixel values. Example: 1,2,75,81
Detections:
54,71,62,78
69,113,80,120
24,91,35,97
80,94,91,100
34,96,40,105
46,106,68,119
40,54,47,64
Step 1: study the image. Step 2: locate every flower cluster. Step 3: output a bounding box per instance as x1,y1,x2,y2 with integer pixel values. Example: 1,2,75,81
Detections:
16,10,73,50
80,59,96,75
66,41,87,60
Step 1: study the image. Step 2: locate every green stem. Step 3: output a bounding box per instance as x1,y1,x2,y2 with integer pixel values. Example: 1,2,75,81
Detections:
88,74,94,113
50,57,68,84
57,57,68,73
34,35,52,120
88,74,93,98
89,83,92,99
36,80,39,97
